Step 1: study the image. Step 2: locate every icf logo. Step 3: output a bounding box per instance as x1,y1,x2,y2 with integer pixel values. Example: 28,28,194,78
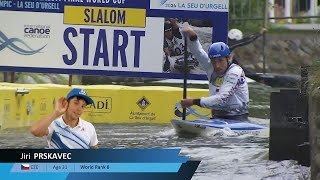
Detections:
0,30,46,55
150,0,171,9
24,24,51,39
160,0,168,5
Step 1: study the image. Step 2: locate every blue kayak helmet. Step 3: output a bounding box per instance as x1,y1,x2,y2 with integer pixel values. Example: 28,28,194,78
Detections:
208,42,230,62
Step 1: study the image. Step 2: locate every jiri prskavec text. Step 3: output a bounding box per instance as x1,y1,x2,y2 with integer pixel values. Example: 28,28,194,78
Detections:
20,153,72,160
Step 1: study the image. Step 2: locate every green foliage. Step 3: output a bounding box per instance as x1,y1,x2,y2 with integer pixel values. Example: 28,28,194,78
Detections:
229,20,262,33
309,60,320,91
228,0,320,33
229,0,265,32
229,0,265,19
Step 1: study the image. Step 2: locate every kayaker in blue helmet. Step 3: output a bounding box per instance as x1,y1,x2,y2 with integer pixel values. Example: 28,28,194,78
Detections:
180,27,249,121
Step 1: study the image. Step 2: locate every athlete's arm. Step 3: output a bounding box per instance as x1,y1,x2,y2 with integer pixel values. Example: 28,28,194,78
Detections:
163,38,172,57
89,127,99,149
183,27,212,73
170,18,182,39
163,47,171,57
172,28,182,39
30,97,66,137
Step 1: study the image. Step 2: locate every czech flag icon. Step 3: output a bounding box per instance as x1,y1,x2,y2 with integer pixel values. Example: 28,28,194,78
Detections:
21,164,30,170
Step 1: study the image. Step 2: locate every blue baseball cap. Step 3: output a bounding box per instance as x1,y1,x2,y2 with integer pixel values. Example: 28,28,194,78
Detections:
66,88,94,105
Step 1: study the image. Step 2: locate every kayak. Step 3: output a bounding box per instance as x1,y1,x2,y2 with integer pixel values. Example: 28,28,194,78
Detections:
171,118,268,136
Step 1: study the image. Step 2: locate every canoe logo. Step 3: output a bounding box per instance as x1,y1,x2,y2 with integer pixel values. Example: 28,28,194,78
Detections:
24,24,50,39
0,31,46,55
136,96,151,110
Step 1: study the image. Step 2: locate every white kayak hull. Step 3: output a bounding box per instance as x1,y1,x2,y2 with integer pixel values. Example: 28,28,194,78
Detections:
171,118,268,136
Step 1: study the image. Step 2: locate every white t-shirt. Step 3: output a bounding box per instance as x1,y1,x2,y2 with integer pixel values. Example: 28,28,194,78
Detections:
188,39,249,116
46,117,98,149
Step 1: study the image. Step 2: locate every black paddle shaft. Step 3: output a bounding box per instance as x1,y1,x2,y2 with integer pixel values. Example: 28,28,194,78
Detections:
182,31,188,120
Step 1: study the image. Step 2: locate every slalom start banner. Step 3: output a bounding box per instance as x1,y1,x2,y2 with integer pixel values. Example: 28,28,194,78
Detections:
0,0,229,80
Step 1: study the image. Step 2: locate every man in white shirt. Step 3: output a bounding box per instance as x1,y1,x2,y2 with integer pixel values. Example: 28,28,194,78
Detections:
180,27,249,121
31,88,98,149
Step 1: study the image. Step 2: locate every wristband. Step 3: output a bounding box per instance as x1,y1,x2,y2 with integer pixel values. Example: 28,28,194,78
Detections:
192,99,201,107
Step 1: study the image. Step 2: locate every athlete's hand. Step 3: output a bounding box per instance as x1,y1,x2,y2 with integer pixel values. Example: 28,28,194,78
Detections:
169,18,178,24
55,97,68,116
181,98,194,108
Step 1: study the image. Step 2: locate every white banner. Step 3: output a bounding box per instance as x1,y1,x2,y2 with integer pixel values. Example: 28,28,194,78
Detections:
150,0,229,12
0,11,164,72
0,0,229,79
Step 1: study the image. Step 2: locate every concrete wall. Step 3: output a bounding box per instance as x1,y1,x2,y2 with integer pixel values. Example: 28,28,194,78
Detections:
309,87,320,180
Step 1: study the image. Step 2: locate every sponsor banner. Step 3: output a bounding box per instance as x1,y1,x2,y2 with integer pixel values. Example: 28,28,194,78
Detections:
0,86,63,129
0,11,163,72
81,87,211,124
0,88,25,129
0,85,211,129
150,0,229,12
0,0,228,80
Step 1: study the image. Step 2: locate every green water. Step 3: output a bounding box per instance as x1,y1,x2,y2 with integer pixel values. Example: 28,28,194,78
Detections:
248,82,273,119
